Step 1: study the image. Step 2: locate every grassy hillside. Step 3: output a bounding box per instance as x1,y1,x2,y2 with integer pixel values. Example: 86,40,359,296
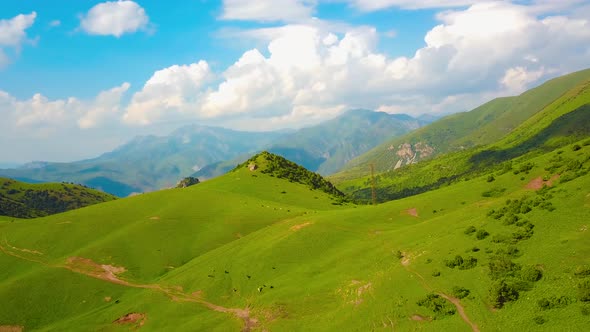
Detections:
0,142,588,331
337,68,590,180
0,178,116,218
333,70,590,203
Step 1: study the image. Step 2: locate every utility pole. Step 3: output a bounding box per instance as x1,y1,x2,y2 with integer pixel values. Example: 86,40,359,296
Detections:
370,163,377,205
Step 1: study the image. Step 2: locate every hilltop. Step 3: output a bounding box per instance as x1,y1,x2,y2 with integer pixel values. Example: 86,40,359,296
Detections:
0,177,116,218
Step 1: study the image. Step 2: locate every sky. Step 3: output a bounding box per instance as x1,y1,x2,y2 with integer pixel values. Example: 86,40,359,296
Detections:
1,0,590,163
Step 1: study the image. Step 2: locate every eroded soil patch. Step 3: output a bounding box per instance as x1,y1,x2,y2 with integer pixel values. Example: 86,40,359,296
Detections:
114,312,146,328
0,326,23,332
525,174,560,190
404,208,419,217
290,222,312,231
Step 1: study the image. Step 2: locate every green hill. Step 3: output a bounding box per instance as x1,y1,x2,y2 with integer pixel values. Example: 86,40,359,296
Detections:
333,70,590,203
0,142,588,331
0,177,116,218
336,68,590,181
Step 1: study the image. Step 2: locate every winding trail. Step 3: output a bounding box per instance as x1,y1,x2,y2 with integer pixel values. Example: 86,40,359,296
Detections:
401,254,480,332
0,241,258,331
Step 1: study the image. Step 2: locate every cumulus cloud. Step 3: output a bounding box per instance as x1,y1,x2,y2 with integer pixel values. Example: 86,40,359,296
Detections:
0,12,36,68
347,0,478,11
78,83,130,128
124,61,212,125
79,1,150,37
221,0,317,22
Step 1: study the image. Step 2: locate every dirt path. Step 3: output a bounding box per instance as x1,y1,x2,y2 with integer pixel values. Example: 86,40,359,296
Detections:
400,254,479,332
0,242,258,331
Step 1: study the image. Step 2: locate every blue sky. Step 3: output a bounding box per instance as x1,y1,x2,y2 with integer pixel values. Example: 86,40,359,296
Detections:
1,0,590,163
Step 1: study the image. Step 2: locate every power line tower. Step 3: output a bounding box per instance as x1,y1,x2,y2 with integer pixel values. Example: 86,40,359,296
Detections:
370,163,377,205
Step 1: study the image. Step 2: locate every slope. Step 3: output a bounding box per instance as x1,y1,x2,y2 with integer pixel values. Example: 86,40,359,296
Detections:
336,68,590,180
0,177,116,218
334,69,590,203
0,142,588,331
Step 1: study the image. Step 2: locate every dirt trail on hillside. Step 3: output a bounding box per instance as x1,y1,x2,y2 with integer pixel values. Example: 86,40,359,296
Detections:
0,326,23,332
525,174,560,190
400,254,479,332
0,242,259,331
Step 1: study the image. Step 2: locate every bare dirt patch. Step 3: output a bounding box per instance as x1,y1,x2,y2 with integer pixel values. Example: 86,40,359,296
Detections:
149,216,160,220
65,257,127,285
404,208,419,217
113,312,147,327
525,174,560,190
0,326,23,332
4,241,43,255
290,222,312,231
410,314,429,321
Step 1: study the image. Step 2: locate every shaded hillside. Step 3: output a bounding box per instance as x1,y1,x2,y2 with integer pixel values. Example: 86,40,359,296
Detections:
0,177,116,218
337,68,590,180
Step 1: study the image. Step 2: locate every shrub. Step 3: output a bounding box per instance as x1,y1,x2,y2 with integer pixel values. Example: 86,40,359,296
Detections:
489,256,521,280
538,296,572,310
451,286,470,299
464,226,477,235
416,293,456,316
533,316,546,325
394,250,403,259
445,255,477,270
520,265,543,282
432,270,441,277
482,187,507,197
578,280,590,302
572,144,582,151
574,265,590,277
489,280,519,308
581,304,590,316
476,229,490,240
487,175,495,182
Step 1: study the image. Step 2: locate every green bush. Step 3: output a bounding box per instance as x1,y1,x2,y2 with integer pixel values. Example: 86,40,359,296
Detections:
572,144,581,151
533,316,546,325
520,265,543,282
489,280,519,308
574,265,590,277
482,187,507,197
432,270,441,277
578,280,590,302
464,226,476,235
487,175,495,182
488,256,521,280
476,229,490,240
416,293,456,316
538,296,572,310
445,255,477,270
451,286,470,299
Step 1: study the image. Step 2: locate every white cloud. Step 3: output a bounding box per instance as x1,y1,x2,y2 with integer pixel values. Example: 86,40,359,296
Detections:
0,12,36,68
49,20,61,28
346,0,478,11
124,61,213,125
80,1,150,37
221,0,317,22
79,83,130,128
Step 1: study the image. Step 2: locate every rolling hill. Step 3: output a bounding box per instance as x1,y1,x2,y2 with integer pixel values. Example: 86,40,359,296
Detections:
332,69,590,203
0,144,588,331
336,68,590,180
0,177,116,218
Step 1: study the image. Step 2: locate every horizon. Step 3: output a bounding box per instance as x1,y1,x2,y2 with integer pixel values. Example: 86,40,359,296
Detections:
1,0,590,162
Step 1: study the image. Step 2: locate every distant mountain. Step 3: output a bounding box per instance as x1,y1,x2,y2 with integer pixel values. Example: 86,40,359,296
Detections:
335,68,590,181
0,177,116,218
194,110,429,179
0,126,285,197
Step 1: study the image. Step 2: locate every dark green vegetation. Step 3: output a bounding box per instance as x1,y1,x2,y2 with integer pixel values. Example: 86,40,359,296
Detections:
176,177,200,188
333,68,590,203
0,71,589,331
0,177,115,218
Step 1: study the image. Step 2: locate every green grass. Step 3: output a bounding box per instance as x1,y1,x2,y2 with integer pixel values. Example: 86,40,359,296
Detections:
0,177,116,218
0,145,588,331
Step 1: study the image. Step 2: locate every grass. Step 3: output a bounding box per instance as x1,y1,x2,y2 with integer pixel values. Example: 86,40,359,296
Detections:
0,144,588,331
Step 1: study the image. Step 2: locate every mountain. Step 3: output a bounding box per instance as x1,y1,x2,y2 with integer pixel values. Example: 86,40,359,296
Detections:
332,69,590,203
335,68,590,180
0,144,588,331
0,177,116,218
193,110,428,180
0,126,285,197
